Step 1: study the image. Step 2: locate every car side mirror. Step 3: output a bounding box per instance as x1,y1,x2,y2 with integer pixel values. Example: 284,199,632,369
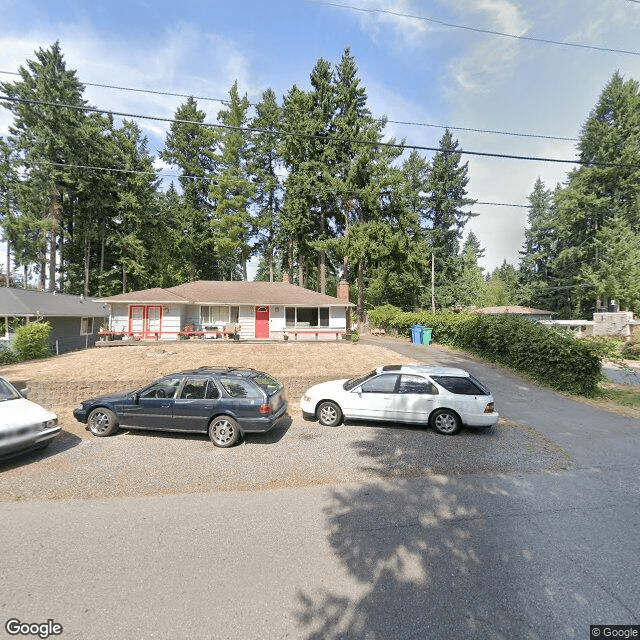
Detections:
20,387,29,399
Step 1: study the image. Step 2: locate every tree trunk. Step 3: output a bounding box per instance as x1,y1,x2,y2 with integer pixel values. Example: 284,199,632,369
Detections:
319,206,326,294
38,229,46,290
84,237,91,298
357,257,364,323
343,207,350,280
5,241,10,287
287,236,294,284
298,252,304,288
48,183,61,292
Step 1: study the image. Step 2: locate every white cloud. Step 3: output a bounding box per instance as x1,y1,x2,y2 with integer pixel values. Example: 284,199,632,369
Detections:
0,21,256,147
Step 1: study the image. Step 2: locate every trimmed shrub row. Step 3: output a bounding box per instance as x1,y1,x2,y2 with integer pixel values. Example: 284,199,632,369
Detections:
368,305,602,397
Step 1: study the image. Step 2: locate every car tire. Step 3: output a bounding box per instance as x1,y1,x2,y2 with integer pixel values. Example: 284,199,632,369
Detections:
430,408,461,435
209,416,241,448
87,407,119,437
317,401,342,427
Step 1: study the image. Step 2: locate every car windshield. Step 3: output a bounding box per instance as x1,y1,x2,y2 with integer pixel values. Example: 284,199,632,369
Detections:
252,373,282,394
0,378,21,402
343,370,377,391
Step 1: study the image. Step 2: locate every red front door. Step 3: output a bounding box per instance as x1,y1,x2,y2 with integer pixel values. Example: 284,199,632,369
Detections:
255,306,270,339
129,305,163,338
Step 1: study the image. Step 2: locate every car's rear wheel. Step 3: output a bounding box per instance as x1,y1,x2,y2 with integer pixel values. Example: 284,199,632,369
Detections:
88,407,119,437
317,401,342,427
430,408,461,435
209,416,241,448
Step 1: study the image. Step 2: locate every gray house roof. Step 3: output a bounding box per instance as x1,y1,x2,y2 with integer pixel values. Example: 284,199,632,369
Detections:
0,288,109,317
100,280,354,307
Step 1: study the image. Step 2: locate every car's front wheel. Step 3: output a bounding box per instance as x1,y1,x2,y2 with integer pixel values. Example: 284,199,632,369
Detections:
430,408,461,435
209,416,241,448
87,407,119,437
317,401,342,427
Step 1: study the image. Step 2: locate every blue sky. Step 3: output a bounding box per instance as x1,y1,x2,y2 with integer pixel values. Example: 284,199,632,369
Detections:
1,0,640,277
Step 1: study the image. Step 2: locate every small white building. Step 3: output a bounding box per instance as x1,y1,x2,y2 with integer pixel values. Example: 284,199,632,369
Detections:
99,279,353,341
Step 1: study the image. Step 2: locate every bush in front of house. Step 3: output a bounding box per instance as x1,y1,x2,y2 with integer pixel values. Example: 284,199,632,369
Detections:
368,305,602,397
12,321,53,361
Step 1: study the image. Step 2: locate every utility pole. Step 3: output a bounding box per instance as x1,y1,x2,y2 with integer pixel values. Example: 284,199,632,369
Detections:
431,253,435,313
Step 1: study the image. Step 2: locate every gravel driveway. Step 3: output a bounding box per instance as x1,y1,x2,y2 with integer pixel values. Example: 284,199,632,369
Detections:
0,413,570,502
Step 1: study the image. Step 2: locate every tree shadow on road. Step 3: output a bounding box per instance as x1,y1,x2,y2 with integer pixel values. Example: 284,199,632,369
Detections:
293,426,582,640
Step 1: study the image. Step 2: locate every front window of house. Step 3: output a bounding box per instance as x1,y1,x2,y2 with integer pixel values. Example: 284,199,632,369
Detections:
80,317,94,335
200,306,239,325
285,307,330,328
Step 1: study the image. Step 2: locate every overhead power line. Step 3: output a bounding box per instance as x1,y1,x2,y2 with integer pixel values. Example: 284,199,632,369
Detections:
0,69,579,142
305,0,640,56
3,95,633,168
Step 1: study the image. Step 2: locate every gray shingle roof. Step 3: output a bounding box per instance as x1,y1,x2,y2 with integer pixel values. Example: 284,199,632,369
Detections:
0,288,109,317
100,280,354,306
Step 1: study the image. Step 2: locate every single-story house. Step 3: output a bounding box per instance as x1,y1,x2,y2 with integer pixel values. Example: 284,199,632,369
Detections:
471,305,555,322
0,288,109,354
99,279,354,341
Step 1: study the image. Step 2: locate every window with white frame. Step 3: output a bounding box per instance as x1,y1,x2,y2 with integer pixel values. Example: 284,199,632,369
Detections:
200,305,239,326
284,307,328,328
80,317,94,335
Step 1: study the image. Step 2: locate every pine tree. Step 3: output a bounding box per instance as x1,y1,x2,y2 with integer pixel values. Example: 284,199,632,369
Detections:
160,96,217,280
424,130,477,308
209,82,254,280
249,89,283,282
578,216,640,311
1,42,89,291
552,72,640,315
455,232,486,308
519,178,556,309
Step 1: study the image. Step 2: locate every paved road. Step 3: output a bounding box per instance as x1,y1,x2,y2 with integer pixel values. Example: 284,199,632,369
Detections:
1,339,639,640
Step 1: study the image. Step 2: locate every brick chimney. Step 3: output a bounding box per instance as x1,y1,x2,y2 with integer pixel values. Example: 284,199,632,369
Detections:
282,272,289,284
337,280,349,302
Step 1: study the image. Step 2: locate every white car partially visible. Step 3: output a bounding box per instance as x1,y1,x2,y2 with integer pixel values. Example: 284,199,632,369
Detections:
300,364,499,435
0,376,61,460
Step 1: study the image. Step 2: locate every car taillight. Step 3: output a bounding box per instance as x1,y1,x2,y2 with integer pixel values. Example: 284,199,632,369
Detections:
259,403,271,414
484,402,494,414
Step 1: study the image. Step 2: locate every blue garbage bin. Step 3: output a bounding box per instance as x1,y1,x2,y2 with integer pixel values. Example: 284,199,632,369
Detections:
422,327,432,345
410,325,424,344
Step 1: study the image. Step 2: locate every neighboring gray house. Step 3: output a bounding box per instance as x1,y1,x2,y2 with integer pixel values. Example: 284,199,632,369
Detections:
0,288,109,354
100,279,353,341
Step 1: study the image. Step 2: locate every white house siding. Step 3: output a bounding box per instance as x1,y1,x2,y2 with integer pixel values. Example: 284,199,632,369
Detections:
330,306,346,329
108,303,184,339
238,305,255,339
108,304,130,333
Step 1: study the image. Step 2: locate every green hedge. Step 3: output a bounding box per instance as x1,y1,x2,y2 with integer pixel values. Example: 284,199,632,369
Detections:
12,321,53,361
368,305,602,396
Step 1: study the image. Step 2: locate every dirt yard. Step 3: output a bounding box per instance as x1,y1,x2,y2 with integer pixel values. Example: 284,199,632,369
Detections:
1,340,415,439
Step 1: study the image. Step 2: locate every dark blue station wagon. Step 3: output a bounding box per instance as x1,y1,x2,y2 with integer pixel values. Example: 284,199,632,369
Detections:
73,367,287,448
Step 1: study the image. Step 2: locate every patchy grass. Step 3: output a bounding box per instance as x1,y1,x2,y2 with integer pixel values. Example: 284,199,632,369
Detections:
595,383,640,410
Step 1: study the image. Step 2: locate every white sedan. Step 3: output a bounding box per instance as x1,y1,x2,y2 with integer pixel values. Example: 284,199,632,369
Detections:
300,364,499,435
0,377,61,460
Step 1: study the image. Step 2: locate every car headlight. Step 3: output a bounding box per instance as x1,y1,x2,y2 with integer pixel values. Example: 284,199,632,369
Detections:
43,418,58,430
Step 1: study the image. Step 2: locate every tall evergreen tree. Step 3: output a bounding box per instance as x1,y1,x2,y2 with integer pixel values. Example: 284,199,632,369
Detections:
552,72,640,315
1,42,88,291
209,82,254,280
423,130,477,308
455,232,486,308
249,89,283,282
519,178,556,309
160,96,217,280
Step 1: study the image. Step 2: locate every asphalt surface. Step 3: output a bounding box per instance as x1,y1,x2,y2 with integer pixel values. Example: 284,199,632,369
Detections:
1,338,639,640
